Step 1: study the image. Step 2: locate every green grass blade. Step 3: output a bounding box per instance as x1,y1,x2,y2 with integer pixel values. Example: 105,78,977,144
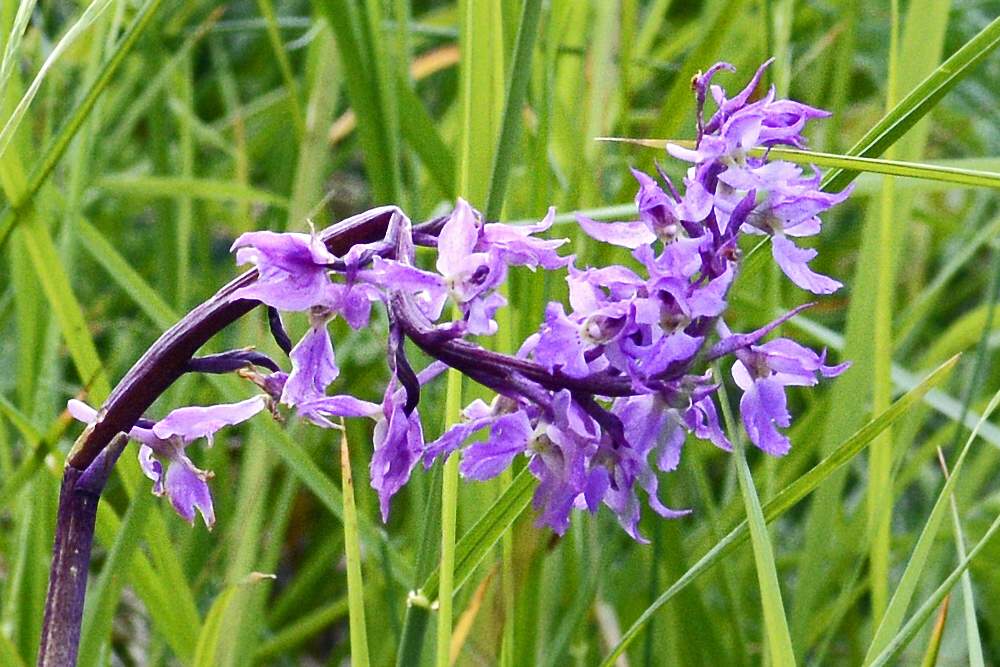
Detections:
19,217,111,401
395,79,456,199
484,0,542,221
867,0,900,622
868,508,1000,667
0,0,166,249
311,0,396,203
863,387,1000,664
0,0,38,104
716,371,796,667
192,583,240,667
821,14,1000,192
0,0,115,162
256,0,305,139
340,428,371,667
602,140,1000,190
946,466,985,667
258,417,412,584
598,356,958,666
254,598,349,660
77,218,177,329
420,465,535,604
95,175,289,208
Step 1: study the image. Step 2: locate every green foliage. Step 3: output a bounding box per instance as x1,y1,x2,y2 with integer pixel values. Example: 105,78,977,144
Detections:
1,1,999,665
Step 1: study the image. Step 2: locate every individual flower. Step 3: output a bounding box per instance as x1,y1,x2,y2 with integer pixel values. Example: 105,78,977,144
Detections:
731,339,849,455
230,229,338,311
374,198,568,335
279,311,339,420
299,363,447,520
577,169,713,248
68,396,267,527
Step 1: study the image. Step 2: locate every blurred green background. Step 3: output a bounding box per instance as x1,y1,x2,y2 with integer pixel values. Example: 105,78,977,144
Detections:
1,0,999,665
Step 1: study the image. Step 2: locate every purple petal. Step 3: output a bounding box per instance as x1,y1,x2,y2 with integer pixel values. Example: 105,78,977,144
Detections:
739,378,791,456
576,216,656,249
164,458,216,528
771,235,842,294
533,303,589,377
152,395,266,443
371,402,423,522
281,325,339,406
459,411,532,480
437,198,481,276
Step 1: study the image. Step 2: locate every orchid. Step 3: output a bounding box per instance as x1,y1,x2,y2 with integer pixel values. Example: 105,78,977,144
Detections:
62,59,849,542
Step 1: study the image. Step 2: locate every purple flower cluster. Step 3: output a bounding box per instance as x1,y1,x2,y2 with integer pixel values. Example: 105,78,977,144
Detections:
66,60,850,540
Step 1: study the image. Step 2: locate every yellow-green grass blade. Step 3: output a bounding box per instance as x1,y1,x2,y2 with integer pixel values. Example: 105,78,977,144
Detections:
0,0,115,162
868,507,1000,666
600,139,1000,190
192,575,274,667
716,374,797,666
19,217,111,401
254,597,349,660
340,427,371,667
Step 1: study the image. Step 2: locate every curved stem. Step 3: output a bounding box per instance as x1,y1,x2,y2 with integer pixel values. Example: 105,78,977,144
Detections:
67,206,407,470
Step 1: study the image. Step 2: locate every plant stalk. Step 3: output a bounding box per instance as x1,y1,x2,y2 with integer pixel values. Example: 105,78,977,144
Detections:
37,434,127,667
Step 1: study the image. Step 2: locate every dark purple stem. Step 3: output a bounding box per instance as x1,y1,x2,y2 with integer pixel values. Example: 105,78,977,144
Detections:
389,291,638,397
38,435,128,667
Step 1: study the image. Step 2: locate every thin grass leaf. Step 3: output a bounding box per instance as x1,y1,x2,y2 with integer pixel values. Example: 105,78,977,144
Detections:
258,417,412,585
600,139,1000,190
716,370,797,667
0,0,115,162
420,465,534,603
943,456,985,667
0,0,38,104
918,594,950,667
869,508,1000,667
254,598,349,660
822,14,1000,192
863,388,1000,664
192,574,274,667
256,0,305,139
95,175,289,208
77,218,177,329
396,77,456,199
484,0,543,221
867,0,901,621
19,217,111,401
340,426,371,667
599,356,958,666
0,0,166,249
311,0,396,203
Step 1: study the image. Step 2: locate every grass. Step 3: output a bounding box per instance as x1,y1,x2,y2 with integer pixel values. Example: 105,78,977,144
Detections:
1,1,999,665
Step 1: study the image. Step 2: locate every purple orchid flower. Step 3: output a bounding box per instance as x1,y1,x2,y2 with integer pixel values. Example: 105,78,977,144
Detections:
375,198,568,335
731,339,849,455
68,396,267,527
